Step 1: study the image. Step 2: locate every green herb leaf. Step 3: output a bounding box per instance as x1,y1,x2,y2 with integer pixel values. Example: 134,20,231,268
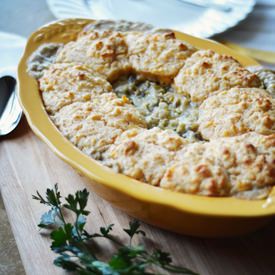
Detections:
77,214,87,232
91,261,119,275
152,249,172,266
51,223,73,249
32,183,62,208
33,184,198,275
123,220,146,239
100,224,114,237
64,189,90,216
54,255,81,271
38,207,63,228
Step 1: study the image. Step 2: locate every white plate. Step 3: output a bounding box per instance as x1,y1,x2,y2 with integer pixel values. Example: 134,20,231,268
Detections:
0,32,26,70
47,0,255,38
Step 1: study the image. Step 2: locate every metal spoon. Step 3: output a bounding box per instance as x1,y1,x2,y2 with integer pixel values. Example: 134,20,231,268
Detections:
0,71,22,136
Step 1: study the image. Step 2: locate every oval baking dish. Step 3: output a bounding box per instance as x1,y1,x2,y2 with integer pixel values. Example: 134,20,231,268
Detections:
18,19,275,237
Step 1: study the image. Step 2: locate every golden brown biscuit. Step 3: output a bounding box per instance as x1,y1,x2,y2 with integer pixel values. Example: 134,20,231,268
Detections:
126,32,196,84
55,30,131,81
103,127,189,185
161,142,231,196
35,26,275,199
51,93,146,159
40,63,112,113
215,132,274,190
161,133,275,198
174,50,261,103
198,88,275,139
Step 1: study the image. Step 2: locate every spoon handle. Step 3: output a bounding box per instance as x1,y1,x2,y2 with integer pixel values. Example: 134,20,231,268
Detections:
0,68,22,136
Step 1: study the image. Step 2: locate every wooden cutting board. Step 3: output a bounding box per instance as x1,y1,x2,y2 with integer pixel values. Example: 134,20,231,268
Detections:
1,116,275,275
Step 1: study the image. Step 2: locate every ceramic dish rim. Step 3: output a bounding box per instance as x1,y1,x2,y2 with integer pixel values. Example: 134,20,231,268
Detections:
18,18,275,219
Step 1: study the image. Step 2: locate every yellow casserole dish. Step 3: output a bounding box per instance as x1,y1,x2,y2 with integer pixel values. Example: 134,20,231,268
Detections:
18,19,275,237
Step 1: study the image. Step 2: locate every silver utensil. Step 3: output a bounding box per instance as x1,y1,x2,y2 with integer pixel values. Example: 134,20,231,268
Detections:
179,0,232,12
0,69,22,136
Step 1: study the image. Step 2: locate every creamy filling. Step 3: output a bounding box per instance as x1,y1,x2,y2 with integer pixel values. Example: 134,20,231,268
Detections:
113,75,201,141
27,43,62,79
255,69,275,97
82,19,154,33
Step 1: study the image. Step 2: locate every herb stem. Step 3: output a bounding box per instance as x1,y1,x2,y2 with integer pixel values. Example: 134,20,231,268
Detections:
33,184,198,275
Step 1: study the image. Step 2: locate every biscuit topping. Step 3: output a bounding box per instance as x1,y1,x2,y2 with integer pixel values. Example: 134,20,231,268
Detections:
29,21,275,199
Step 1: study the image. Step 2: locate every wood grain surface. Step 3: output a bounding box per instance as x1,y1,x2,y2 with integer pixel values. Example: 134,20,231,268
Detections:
1,117,275,275
0,1,275,275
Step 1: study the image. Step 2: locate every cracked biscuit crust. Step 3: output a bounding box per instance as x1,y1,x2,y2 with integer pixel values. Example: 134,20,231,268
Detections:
39,63,112,113
174,50,261,103
55,30,131,81
161,142,231,196
51,93,146,159
161,133,275,198
103,127,189,186
126,32,196,84
198,88,275,139
36,27,275,199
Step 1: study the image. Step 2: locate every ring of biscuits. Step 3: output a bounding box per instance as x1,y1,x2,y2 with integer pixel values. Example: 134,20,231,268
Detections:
35,25,275,199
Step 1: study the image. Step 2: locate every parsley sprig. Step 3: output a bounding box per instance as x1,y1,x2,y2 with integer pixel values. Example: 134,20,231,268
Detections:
33,184,198,275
